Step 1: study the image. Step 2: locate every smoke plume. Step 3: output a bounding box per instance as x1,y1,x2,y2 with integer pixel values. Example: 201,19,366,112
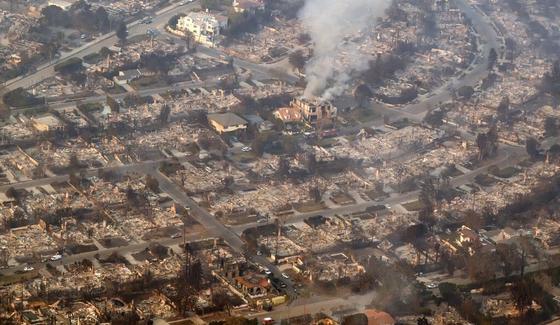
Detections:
299,0,390,99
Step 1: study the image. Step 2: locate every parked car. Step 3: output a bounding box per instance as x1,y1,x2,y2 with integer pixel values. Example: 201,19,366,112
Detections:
426,282,438,289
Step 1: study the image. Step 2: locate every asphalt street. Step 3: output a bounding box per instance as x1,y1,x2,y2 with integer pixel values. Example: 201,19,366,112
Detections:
3,1,200,92
0,0,514,317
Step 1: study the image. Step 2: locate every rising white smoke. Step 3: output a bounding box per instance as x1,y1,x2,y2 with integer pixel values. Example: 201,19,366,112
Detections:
299,0,390,100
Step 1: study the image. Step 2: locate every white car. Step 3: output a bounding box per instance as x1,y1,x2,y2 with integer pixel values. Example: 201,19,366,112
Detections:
241,146,252,152
264,268,272,275
23,266,34,272
426,282,438,289
50,254,62,261
281,272,289,279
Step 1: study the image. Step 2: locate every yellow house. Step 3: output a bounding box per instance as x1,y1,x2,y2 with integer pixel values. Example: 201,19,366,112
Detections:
32,115,64,132
208,113,248,134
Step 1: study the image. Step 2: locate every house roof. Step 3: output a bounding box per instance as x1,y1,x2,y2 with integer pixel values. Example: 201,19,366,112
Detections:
274,106,302,123
33,115,63,127
208,113,247,128
115,69,141,82
458,225,478,241
484,227,518,243
363,309,395,325
234,0,264,10
235,273,270,289
243,114,264,125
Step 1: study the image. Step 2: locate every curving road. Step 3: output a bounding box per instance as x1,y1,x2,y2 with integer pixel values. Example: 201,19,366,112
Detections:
402,0,501,117
231,144,526,235
2,1,201,93
1,0,510,314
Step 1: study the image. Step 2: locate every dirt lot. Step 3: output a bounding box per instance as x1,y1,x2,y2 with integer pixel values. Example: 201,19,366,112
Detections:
294,201,328,213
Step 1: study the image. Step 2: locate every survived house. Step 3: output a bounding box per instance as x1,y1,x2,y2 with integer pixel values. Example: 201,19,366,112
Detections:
232,0,265,13
208,113,248,134
273,106,303,124
234,273,270,297
176,12,226,46
290,97,337,128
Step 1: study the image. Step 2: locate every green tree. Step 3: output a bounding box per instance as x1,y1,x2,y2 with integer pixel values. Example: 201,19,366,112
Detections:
496,243,522,277
159,104,171,125
353,84,373,109
342,313,368,325
526,137,540,159
5,187,20,201
476,132,488,160
145,175,160,193
511,278,536,315
69,153,82,170
184,30,196,52
41,5,70,27
457,85,474,99
488,48,498,70
95,7,110,32
116,21,128,45
200,0,226,11
277,157,290,177
42,41,60,61
288,50,306,73
424,108,446,128
541,60,560,96
106,95,120,114
168,14,183,29
544,116,558,137
487,124,499,156
99,47,112,58
548,144,560,163
54,57,83,75
463,209,483,231
309,186,321,203
466,251,498,281
140,51,174,75
496,96,509,122
306,152,317,174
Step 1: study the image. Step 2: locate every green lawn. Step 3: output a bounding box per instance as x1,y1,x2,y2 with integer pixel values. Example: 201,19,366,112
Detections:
343,107,379,125
330,192,356,205
488,166,520,178
402,200,426,212
0,270,39,286
83,52,102,64
131,75,168,89
294,201,328,213
127,34,150,44
475,174,498,187
365,188,388,201
441,164,464,178
231,151,258,163
103,84,127,94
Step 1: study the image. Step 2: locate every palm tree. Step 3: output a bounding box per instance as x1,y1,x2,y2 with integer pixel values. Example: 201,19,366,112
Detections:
184,30,196,52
